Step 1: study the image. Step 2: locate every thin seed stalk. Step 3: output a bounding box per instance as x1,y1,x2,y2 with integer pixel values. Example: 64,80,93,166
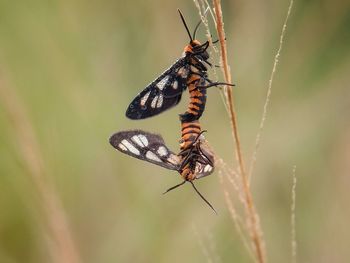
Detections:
211,1,266,262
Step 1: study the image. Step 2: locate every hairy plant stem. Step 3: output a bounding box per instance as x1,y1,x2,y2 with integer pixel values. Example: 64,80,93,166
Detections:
248,0,294,182
211,1,266,262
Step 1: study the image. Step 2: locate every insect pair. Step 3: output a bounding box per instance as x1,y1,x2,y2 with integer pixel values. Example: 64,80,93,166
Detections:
110,10,233,212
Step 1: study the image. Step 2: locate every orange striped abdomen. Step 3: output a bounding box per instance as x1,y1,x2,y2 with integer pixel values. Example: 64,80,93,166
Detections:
179,120,201,152
178,120,202,181
179,77,207,122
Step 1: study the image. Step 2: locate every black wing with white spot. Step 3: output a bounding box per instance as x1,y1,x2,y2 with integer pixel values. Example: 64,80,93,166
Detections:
194,140,215,179
125,59,190,120
109,130,181,170
194,162,214,179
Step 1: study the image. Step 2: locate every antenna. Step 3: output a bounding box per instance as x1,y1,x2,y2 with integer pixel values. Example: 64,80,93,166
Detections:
192,20,202,40
163,180,217,214
178,9,193,42
193,6,211,40
163,180,186,194
190,181,217,214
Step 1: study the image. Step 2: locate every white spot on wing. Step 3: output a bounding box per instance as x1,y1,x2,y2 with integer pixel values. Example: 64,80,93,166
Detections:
118,143,127,151
140,91,151,106
121,139,140,155
204,165,212,172
177,67,188,78
131,135,148,147
156,94,163,108
156,75,170,90
157,146,168,156
151,96,158,108
195,164,202,173
167,154,180,165
172,80,178,90
138,134,148,146
146,151,162,162
131,135,145,147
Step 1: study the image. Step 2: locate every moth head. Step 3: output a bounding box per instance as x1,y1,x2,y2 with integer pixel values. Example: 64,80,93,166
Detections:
177,9,210,61
191,40,210,61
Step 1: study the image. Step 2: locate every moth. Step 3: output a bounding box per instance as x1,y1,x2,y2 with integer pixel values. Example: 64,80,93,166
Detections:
109,129,216,212
125,9,233,121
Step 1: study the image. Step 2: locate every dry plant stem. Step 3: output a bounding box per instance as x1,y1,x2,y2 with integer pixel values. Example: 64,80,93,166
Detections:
194,0,231,116
0,74,81,263
212,1,266,262
248,0,294,182
192,224,214,263
291,166,297,263
218,158,246,204
217,169,255,261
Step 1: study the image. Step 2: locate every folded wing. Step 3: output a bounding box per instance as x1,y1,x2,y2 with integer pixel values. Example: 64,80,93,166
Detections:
109,130,181,170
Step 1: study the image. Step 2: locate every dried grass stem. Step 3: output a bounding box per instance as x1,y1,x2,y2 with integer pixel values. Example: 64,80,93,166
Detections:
211,1,266,262
248,0,294,182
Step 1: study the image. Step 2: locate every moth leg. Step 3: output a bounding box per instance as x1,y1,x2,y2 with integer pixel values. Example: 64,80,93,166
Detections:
196,82,235,89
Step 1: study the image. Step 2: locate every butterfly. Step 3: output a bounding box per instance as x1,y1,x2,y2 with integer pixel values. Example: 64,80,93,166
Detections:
109,129,216,212
125,9,233,121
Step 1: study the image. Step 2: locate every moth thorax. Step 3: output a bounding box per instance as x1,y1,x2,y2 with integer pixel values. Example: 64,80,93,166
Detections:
183,40,202,54
183,44,193,54
180,166,196,181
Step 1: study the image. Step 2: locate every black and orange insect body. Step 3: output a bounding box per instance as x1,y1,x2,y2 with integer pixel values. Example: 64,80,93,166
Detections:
179,119,202,152
180,75,207,122
109,127,216,212
125,10,233,121
177,119,214,182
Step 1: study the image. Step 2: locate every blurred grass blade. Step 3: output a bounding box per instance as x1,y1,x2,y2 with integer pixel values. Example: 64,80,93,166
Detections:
0,71,81,263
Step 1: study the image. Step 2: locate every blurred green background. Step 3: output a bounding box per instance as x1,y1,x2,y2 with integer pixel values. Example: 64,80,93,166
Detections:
1,0,350,262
